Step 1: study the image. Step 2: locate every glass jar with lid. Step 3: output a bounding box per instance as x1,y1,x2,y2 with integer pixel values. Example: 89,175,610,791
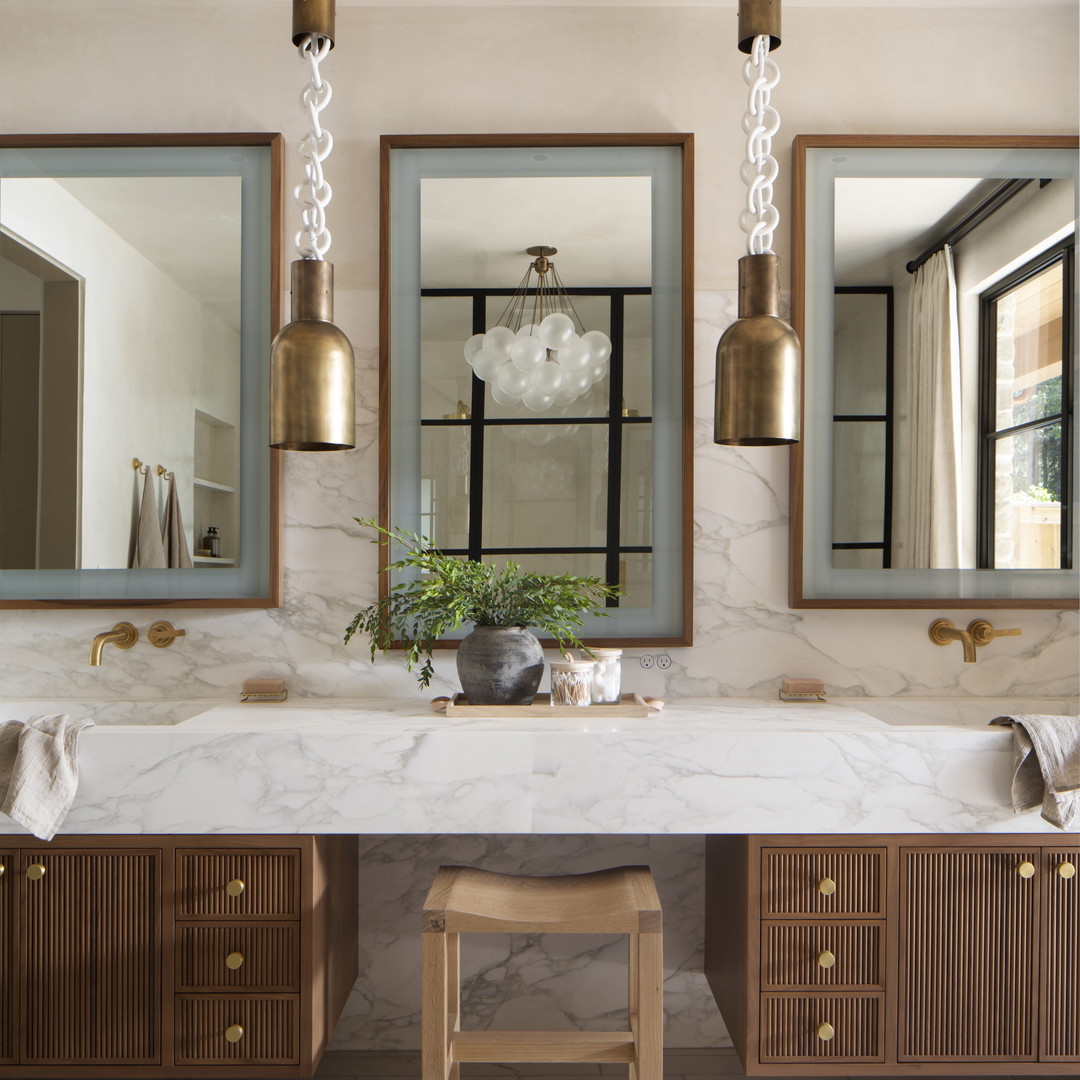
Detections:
590,648,623,703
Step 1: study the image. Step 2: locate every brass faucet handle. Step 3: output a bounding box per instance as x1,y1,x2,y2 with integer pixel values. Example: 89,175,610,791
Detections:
967,619,1021,646
148,621,186,648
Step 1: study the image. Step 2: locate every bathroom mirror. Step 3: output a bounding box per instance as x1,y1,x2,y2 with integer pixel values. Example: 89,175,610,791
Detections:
791,135,1078,608
381,134,693,644
0,134,282,608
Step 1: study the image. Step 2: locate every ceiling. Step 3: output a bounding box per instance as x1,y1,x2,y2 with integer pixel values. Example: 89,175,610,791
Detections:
833,176,987,284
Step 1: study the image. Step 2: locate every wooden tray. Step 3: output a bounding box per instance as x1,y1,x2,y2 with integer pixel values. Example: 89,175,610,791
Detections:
431,692,663,718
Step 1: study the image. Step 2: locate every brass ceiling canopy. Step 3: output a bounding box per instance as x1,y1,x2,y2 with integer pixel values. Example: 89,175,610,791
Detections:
270,0,356,451
270,261,355,450
737,0,781,53
714,0,801,447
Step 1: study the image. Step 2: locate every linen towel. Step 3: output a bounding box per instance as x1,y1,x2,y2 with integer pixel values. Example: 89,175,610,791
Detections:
0,714,95,840
162,472,194,568
989,713,1080,830
131,466,166,568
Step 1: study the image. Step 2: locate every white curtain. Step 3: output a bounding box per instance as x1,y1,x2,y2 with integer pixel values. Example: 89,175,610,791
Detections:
895,245,963,568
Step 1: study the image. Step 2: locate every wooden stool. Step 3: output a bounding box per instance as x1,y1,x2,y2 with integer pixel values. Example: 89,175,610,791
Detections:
421,865,663,1080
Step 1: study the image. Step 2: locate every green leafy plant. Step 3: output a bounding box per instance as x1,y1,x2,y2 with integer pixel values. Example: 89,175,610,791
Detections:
344,518,621,688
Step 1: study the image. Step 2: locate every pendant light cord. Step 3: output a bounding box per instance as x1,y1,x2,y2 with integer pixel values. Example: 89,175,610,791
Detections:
295,32,334,260
740,34,781,256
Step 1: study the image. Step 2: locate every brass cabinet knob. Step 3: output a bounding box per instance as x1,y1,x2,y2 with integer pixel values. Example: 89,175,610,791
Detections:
1017,861,1035,879
225,1024,244,1044
26,863,46,881
1059,862,1076,880
0,864,5,877
225,951,245,970
817,1022,835,1041
818,877,836,896
817,949,836,969
226,878,245,897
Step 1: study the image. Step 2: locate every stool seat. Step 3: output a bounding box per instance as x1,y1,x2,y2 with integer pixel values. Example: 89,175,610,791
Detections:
423,865,662,935
422,864,663,1080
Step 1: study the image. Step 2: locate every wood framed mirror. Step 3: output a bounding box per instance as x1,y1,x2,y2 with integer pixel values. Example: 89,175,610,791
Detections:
380,134,694,645
790,134,1078,609
0,133,283,608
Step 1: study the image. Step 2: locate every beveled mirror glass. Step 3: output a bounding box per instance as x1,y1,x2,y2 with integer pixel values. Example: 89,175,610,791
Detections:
381,135,693,644
792,135,1078,608
0,134,282,608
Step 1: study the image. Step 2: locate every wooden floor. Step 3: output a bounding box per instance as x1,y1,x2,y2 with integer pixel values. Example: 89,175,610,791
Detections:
315,1049,1043,1080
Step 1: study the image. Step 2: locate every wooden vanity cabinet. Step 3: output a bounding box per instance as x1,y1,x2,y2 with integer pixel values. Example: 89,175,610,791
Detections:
0,850,14,1065
0,835,358,1079
707,834,1079,1077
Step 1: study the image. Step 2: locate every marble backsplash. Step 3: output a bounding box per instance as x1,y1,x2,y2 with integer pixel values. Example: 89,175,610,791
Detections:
0,288,1075,705
332,834,723,1051
1,290,1075,1051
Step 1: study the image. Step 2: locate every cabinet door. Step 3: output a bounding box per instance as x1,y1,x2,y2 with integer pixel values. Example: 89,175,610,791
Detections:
899,846,1038,1063
20,850,160,1064
0,851,14,1064
1043,847,1079,1060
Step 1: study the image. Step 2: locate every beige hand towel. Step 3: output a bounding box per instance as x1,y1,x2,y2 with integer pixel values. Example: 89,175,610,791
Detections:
132,466,166,568
162,473,194,568
0,714,95,840
989,713,1080,830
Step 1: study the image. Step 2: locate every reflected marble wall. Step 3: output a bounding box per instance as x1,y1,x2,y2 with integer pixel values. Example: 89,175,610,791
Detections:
330,834,725,1051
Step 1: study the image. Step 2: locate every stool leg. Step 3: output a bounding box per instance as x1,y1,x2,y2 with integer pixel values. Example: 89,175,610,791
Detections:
447,933,461,1080
629,933,663,1080
423,932,451,1080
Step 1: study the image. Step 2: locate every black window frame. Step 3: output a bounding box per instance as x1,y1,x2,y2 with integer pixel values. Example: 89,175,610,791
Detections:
977,238,1074,570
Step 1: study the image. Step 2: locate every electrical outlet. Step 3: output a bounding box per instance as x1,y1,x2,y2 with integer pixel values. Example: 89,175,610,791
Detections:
656,653,672,670
638,653,655,669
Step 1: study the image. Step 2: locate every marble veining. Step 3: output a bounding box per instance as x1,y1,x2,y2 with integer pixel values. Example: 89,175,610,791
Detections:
0,289,1074,710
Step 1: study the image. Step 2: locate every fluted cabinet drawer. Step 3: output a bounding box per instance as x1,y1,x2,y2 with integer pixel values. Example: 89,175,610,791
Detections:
176,849,300,918
176,924,300,991
174,995,299,1065
762,922,883,989
760,993,884,1062
762,848,885,916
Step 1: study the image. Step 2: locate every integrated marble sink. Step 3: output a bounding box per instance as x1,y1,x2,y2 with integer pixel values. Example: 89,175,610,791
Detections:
1,699,226,727
835,696,1079,728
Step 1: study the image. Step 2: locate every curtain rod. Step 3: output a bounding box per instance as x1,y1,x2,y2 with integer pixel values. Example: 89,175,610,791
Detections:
905,178,1044,274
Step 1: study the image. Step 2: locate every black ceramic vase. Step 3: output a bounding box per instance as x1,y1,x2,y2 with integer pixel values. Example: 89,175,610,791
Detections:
455,625,545,706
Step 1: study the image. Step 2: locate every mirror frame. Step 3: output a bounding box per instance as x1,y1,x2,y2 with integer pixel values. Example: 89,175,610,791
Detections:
0,128,282,609
790,133,1079,610
379,133,694,646
0,132,283,609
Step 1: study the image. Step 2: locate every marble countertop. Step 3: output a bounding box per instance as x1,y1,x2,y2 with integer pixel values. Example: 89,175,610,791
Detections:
1,696,1074,837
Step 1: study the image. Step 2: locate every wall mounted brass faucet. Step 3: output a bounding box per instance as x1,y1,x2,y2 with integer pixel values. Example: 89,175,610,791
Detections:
148,621,186,648
89,622,138,666
929,618,1021,663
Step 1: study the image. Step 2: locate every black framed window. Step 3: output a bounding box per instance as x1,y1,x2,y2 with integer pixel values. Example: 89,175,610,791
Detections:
830,286,895,569
419,286,652,608
978,239,1073,569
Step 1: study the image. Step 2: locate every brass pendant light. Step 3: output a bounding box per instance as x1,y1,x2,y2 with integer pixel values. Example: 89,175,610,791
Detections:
270,0,356,451
714,0,801,446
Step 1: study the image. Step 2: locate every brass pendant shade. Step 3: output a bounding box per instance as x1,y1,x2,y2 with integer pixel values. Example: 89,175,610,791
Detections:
270,259,355,451
714,255,801,446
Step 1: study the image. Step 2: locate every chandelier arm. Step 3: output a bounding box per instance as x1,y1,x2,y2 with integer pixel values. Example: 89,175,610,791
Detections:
294,32,335,260
493,265,534,331
549,264,586,335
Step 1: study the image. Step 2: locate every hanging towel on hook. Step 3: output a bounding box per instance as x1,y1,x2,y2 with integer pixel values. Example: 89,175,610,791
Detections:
131,466,166,568
162,472,194,568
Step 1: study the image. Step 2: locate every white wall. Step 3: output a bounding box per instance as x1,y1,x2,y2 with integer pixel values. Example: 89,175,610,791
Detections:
1,177,240,567
0,1,1076,698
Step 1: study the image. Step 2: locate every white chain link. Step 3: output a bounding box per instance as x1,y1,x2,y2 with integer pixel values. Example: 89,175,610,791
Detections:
738,34,781,256
294,33,334,260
